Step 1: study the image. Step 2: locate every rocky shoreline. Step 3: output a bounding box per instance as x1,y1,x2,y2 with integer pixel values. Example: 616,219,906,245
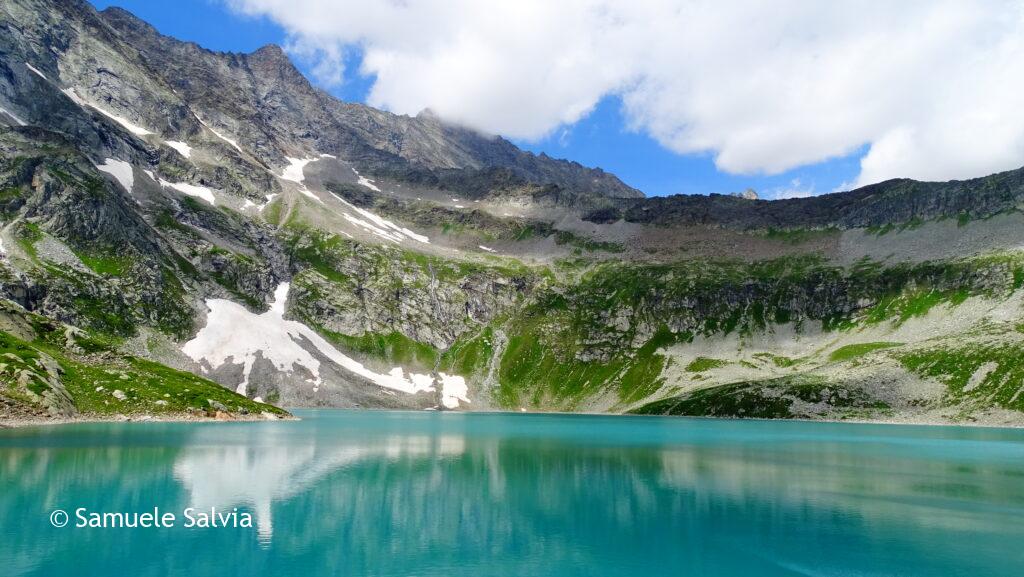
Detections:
4,405,1022,431
0,410,296,429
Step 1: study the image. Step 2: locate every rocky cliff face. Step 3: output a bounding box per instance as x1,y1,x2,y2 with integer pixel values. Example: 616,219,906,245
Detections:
1,0,1023,425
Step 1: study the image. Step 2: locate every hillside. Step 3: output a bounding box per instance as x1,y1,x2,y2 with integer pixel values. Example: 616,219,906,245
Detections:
1,0,1024,426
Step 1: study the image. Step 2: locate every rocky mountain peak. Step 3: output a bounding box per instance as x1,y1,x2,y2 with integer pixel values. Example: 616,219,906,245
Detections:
98,5,153,32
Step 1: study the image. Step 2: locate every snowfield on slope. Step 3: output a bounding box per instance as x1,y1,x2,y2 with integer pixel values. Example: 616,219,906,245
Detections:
352,168,381,192
24,62,47,80
181,283,469,408
151,173,216,205
95,158,133,194
279,157,324,202
61,87,154,136
194,114,244,154
165,140,193,158
336,196,430,244
283,158,430,244
280,157,313,184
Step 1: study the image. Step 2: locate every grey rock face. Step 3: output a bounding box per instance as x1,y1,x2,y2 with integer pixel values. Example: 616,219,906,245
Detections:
289,248,536,351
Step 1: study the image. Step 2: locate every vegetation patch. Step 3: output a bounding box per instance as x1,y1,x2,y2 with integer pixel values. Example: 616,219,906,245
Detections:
0,315,286,418
685,357,729,372
752,352,798,367
829,342,902,362
263,198,283,226
442,326,496,377
318,326,439,370
74,250,132,277
493,298,676,410
553,230,625,253
496,311,627,409
15,221,42,260
61,355,286,416
154,210,195,235
899,343,1024,410
631,382,796,419
631,375,889,419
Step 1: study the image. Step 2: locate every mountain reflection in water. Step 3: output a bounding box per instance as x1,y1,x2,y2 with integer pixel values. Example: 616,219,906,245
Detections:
1,410,1023,576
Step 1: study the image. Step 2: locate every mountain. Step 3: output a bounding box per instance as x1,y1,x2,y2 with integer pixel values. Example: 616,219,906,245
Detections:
2,0,1024,426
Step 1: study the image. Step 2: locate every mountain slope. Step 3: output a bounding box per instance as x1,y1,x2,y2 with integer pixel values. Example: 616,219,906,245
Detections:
1,0,1023,426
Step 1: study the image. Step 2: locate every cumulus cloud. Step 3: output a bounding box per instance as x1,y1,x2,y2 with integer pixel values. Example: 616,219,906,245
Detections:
226,0,1024,187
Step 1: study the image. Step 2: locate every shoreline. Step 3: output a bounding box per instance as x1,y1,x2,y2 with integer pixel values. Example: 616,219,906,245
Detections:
3,407,1021,431
0,411,298,430
240,406,1024,431
296,407,1024,430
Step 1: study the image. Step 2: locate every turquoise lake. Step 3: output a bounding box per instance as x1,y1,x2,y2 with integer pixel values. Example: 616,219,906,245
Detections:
1,410,1023,576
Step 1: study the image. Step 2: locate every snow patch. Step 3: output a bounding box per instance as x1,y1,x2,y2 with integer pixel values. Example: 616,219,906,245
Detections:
281,157,312,184
194,114,243,154
95,158,134,194
165,140,192,159
351,168,381,192
62,88,153,135
454,205,465,209
279,157,324,202
438,373,469,409
242,199,257,209
0,238,5,255
24,62,47,80
0,107,26,128
478,245,497,253
159,178,216,205
260,193,280,212
341,213,402,243
332,195,430,244
298,187,322,202
182,283,465,403
60,87,85,106
92,105,153,136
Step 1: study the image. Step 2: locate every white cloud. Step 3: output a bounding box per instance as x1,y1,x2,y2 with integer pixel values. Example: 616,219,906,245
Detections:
766,178,816,200
226,0,1024,187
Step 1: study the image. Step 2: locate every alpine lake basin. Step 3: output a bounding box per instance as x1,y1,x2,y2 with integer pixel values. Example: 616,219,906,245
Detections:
1,409,1023,576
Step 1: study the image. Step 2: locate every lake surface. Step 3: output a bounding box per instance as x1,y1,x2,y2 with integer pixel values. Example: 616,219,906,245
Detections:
1,410,1023,576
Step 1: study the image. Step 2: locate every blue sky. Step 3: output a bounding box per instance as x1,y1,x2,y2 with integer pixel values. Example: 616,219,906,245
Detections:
88,0,865,198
